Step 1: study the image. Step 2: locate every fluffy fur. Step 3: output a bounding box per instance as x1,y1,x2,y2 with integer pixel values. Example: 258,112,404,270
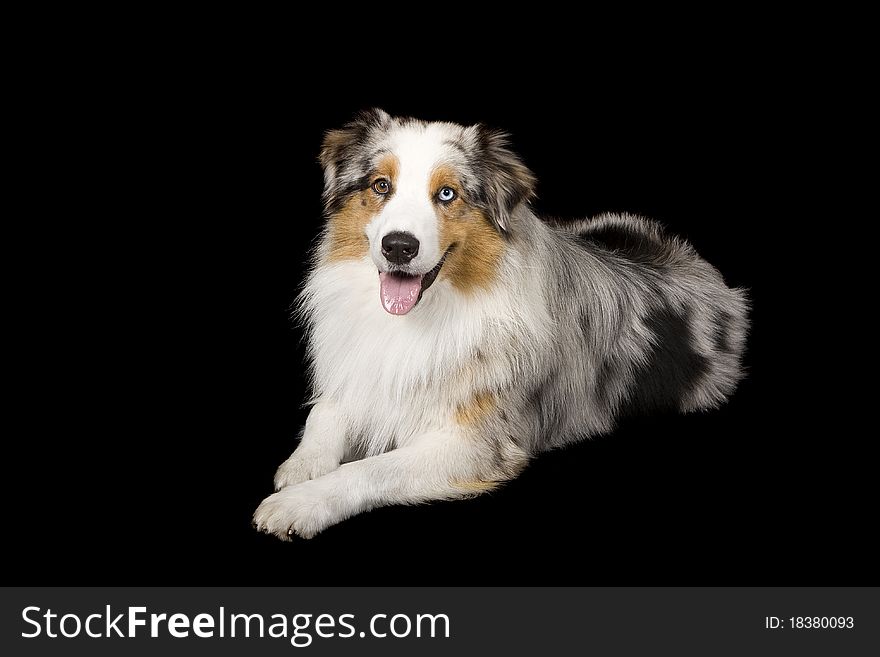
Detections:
254,109,749,540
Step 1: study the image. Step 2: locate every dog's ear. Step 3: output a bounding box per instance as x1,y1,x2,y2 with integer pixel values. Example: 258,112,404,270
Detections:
466,125,536,233
319,108,392,214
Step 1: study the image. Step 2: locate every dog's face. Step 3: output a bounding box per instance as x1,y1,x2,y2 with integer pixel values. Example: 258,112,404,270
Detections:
319,109,535,315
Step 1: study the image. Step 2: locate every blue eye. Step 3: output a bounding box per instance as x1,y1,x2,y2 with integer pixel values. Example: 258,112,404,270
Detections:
437,187,456,202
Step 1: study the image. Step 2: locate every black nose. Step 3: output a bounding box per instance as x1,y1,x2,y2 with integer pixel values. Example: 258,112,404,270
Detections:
381,231,420,265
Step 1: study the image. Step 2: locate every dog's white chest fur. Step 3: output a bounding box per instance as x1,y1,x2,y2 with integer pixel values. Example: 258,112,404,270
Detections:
304,259,482,453
301,257,541,455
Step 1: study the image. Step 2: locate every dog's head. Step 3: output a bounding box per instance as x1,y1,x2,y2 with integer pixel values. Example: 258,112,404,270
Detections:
318,108,535,315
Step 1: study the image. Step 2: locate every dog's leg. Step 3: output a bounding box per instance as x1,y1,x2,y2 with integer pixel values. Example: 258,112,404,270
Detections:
254,429,527,539
273,401,347,490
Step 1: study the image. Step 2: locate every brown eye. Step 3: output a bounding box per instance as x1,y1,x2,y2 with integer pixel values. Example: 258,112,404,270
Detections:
372,179,391,195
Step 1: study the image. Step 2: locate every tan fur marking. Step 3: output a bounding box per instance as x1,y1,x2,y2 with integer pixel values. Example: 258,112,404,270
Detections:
429,165,459,196
326,193,374,261
453,479,501,493
326,155,399,262
431,165,505,292
320,130,352,164
452,438,528,495
455,391,496,426
377,153,399,186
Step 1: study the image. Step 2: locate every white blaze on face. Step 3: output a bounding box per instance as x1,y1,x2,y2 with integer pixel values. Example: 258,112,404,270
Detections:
365,123,462,315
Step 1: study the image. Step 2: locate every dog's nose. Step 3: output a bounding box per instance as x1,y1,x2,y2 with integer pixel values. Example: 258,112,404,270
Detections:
381,231,420,265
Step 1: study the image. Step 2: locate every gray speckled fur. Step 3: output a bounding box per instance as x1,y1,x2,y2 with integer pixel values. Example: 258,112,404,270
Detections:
491,209,749,458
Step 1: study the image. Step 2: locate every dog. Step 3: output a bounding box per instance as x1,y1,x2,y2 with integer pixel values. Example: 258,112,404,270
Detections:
253,109,749,539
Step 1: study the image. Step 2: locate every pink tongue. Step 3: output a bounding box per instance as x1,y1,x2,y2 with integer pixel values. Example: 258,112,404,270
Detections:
379,272,423,315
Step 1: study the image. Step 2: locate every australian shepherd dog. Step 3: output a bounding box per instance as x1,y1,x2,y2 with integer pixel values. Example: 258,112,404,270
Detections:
254,109,749,539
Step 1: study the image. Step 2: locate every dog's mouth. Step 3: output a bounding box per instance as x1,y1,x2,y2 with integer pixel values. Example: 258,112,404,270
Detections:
378,248,452,315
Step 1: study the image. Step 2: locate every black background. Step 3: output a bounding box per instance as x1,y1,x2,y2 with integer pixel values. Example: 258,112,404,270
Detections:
11,42,871,586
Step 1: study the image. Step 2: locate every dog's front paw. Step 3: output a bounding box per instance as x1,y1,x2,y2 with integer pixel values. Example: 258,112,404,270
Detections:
274,450,340,490
253,482,339,540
